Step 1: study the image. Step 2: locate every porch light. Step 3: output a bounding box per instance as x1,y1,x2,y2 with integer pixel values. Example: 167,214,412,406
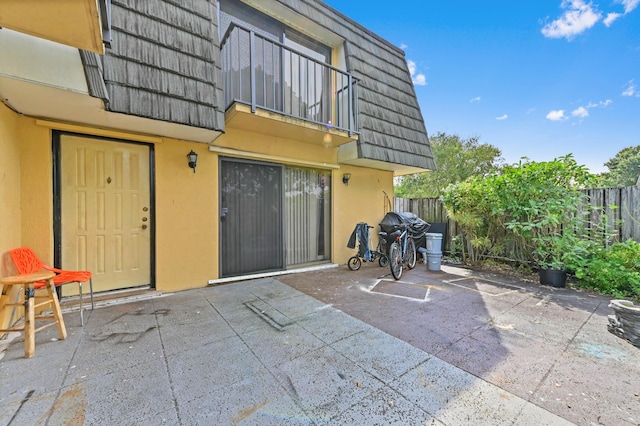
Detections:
323,133,332,148
342,173,351,186
187,150,198,173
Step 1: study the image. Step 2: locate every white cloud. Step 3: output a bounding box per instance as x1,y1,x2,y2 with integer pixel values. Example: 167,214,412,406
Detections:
541,0,602,40
572,106,589,117
550,100,611,122
585,99,612,108
470,96,481,103
399,43,408,50
543,0,638,38
623,80,638,96
604,12,622,26
546,110,567,121
407,59,427,86
605,0,639,25
620,0,640,13
407,60,416,75
413,74,427,86
496,114,508,120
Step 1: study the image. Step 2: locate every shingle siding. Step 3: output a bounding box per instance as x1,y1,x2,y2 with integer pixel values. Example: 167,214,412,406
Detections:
82,0,433,170
93,0,224,131
79,50,110,107
275,0,434,170
111,33,218,84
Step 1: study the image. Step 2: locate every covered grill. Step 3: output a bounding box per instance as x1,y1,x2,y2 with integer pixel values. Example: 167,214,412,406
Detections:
379,212,430,249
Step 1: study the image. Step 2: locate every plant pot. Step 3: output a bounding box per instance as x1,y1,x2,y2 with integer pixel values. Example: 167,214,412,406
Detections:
539,268,567,288
608,300,640,347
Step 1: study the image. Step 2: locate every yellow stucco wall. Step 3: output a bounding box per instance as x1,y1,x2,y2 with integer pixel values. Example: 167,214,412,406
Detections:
0,103,23,330
18,119,54,262
0,103,22,259
0,111,53,329
6,119,221,293
214,128,395,267
214,128,339,165
156,128,397,290
154,139,218,292
0,109,54,264
332,165,395,263
0,111,55,265
4,117,395,293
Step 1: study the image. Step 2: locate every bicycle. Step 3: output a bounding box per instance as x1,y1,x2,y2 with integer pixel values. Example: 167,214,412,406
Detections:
347,224,389,271
386,224,417,280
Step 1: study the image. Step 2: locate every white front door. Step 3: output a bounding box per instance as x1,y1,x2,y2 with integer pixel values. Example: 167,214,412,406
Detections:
60,134,151,293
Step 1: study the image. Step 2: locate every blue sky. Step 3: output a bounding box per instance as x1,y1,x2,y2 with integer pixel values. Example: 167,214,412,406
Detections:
323,0,640,173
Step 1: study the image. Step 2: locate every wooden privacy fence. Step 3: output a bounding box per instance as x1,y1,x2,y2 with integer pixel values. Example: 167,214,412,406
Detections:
394,197,460,254
395,183,640,255
581,186,640,243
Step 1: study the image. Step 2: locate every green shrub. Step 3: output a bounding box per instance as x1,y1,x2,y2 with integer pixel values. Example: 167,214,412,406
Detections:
441,155,597,267
573,240,640,300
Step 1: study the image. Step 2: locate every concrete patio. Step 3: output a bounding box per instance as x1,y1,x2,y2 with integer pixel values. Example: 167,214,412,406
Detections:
1,263,638,425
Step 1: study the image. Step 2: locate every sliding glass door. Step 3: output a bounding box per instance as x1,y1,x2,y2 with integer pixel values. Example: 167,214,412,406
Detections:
285,167,331,267
220,159,284,277
220,158,331,277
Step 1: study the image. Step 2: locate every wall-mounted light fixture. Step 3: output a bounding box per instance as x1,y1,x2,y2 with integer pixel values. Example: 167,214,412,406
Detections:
342,173,351,186
187,150,198,173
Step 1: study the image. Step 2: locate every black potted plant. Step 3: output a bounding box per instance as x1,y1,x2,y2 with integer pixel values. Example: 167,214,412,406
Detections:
532,231,576,287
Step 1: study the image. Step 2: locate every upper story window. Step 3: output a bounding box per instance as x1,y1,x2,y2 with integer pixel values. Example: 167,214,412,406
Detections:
219,0,358,134
220,0,331,64
284,28,331,65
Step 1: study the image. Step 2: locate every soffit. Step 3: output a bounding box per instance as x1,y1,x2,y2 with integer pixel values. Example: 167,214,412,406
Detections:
225,103,356,148
0,76,221,143
0,0,104,54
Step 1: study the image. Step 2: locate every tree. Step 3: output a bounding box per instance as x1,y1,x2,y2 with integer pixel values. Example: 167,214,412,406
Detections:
597,146,640,187
395,132,504,198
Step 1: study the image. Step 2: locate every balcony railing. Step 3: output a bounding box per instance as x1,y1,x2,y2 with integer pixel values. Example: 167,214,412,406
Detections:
221,23,359,135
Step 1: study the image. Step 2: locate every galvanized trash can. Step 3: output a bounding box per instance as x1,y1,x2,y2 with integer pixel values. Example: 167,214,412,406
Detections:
425,233,443,254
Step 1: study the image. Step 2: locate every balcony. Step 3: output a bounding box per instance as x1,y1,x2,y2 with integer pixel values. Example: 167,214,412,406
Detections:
221,23,359,146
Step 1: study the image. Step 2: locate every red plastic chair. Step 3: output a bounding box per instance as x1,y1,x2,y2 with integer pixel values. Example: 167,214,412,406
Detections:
9,247,94,326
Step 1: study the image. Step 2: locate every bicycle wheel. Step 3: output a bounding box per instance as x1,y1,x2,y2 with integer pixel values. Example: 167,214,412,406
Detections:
378,254,389,267
406,239,417,269
389,242,403,280
347,256,362,271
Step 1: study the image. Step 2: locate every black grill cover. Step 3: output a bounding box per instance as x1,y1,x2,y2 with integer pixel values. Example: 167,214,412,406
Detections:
379,212,431,249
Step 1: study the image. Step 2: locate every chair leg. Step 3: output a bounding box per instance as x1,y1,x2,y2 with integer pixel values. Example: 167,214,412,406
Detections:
89,278,94,310
45,280,67,341
24,287,36,358
78,282,84,327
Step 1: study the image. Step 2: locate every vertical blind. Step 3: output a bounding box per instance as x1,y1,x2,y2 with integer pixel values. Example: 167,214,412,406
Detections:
285,167,331,266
